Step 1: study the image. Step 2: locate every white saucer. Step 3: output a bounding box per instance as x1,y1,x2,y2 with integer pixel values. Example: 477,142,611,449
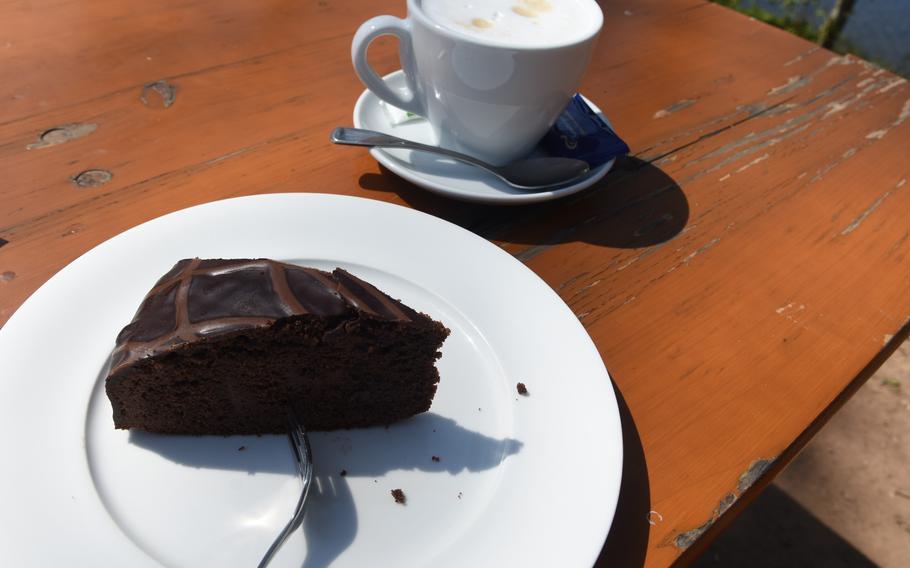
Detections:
353,70,616,205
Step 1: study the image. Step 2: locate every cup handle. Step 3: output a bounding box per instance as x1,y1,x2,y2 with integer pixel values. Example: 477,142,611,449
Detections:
351,15,425,116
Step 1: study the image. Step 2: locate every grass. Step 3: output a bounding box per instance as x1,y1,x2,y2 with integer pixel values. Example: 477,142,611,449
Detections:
711,0,822,42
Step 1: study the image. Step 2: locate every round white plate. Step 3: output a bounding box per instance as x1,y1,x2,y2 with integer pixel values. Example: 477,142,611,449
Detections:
353,70,616,205
0,194,622,567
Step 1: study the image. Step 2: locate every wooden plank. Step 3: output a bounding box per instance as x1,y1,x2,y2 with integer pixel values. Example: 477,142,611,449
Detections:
501,36,910,565
0,0,399,124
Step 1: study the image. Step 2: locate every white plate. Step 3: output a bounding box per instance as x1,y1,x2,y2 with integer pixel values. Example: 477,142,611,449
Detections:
0,194,622,567
353,70,616,205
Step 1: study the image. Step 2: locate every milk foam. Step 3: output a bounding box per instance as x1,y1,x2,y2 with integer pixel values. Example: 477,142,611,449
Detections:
421,0,600,47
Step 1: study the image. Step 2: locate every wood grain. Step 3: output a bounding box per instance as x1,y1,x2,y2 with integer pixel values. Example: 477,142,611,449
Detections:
2,0,910,566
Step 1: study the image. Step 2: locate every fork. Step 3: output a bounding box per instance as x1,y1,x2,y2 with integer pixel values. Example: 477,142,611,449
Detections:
258,414,314,568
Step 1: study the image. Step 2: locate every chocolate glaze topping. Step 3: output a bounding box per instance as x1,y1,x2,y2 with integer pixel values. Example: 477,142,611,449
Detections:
110,259,419,374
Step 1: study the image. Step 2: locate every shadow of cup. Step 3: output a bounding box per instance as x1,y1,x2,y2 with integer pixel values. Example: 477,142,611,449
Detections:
358,156,689,252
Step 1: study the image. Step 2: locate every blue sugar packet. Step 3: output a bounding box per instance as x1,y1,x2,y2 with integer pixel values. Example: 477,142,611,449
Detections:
543,94,629,167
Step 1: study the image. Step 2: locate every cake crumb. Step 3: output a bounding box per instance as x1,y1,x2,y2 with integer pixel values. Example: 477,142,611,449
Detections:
237,445,246,451
340,469,347,477
431,455,440,462
391,489,406,504
517,382,529,395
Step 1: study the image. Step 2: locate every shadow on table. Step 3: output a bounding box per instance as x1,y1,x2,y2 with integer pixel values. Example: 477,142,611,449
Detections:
130,413,521,568
693,485,877,568
595,380,651,567
357,156,688,250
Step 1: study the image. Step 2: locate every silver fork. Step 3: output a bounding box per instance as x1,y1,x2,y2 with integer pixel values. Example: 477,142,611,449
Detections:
258,415,314,568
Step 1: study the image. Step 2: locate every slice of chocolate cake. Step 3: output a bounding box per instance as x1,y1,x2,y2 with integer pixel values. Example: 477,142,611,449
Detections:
105,258,450,434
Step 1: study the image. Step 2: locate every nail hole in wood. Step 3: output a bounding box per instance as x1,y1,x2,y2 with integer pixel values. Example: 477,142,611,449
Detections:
27,123,98,150
62,223,86,237
140,80,177,108
72,169,113,188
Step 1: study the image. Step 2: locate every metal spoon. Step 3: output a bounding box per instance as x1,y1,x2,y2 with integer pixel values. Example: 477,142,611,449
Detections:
331,127,590,190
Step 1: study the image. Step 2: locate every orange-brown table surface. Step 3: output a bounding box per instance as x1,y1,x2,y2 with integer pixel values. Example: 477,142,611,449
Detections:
3,0,909,565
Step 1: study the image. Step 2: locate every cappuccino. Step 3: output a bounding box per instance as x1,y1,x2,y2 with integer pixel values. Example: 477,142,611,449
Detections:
353,0,602,163
421,0,600,47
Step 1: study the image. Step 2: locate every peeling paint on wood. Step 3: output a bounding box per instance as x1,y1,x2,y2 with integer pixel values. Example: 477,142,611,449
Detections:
734,153,769,173
670,71,887,180
877,77,908,94
783,47,818,66
776,303,806,325
557,272,588,290
737,458,775,493
840,178,906,236
513,244,551,263
824,101,850,118
647,511,664,526
639,101,784,163
26,123,98,150
777,302,804,312
140,80,177,108
672,457,777,550
896,98,910,126
654,99,696,119
667,238,721,273
841,178,906,235
673,494,734,550
682,104,819,170
617,240,671,272
767,75,809,96
683,125,807,183
674,518,714,550
715,492,737,516
827,54,853,67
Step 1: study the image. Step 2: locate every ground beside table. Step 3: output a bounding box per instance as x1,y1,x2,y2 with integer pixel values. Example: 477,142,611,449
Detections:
2,0,910,566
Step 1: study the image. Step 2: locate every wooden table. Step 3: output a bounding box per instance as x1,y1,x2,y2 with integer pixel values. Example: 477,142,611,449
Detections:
2,0,909,565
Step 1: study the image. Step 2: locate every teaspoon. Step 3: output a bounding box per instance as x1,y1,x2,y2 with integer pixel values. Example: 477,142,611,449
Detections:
331,127,590,191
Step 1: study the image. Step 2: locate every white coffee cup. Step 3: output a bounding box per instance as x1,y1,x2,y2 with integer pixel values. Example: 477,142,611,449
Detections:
352,0,603,166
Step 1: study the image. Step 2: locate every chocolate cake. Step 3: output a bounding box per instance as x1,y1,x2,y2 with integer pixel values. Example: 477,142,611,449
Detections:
105,258,450,434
